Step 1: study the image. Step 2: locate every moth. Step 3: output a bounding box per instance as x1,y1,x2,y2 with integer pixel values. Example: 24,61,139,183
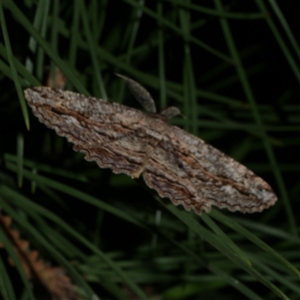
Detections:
24,75,277,214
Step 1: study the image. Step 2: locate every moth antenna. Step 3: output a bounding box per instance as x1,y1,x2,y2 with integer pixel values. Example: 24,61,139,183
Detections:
115,73,157,113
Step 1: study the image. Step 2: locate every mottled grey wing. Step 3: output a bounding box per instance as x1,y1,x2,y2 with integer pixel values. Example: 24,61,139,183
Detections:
24,87,150,177
143,125,277,214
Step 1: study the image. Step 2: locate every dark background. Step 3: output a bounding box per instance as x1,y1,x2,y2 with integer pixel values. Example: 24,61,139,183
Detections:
1,1,299,299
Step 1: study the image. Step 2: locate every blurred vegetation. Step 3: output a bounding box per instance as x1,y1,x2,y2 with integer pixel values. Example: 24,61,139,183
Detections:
0,1,299,299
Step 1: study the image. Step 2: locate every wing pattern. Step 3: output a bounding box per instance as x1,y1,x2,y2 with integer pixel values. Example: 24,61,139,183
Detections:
25,85,277,214
143,126,277,213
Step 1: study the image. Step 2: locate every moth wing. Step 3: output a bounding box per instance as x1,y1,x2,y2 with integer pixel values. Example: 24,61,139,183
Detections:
25,87,150,177
143,126,277,214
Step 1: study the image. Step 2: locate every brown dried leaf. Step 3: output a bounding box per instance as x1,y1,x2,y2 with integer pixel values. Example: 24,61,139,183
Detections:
46,67,67,89
0,214,80,300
